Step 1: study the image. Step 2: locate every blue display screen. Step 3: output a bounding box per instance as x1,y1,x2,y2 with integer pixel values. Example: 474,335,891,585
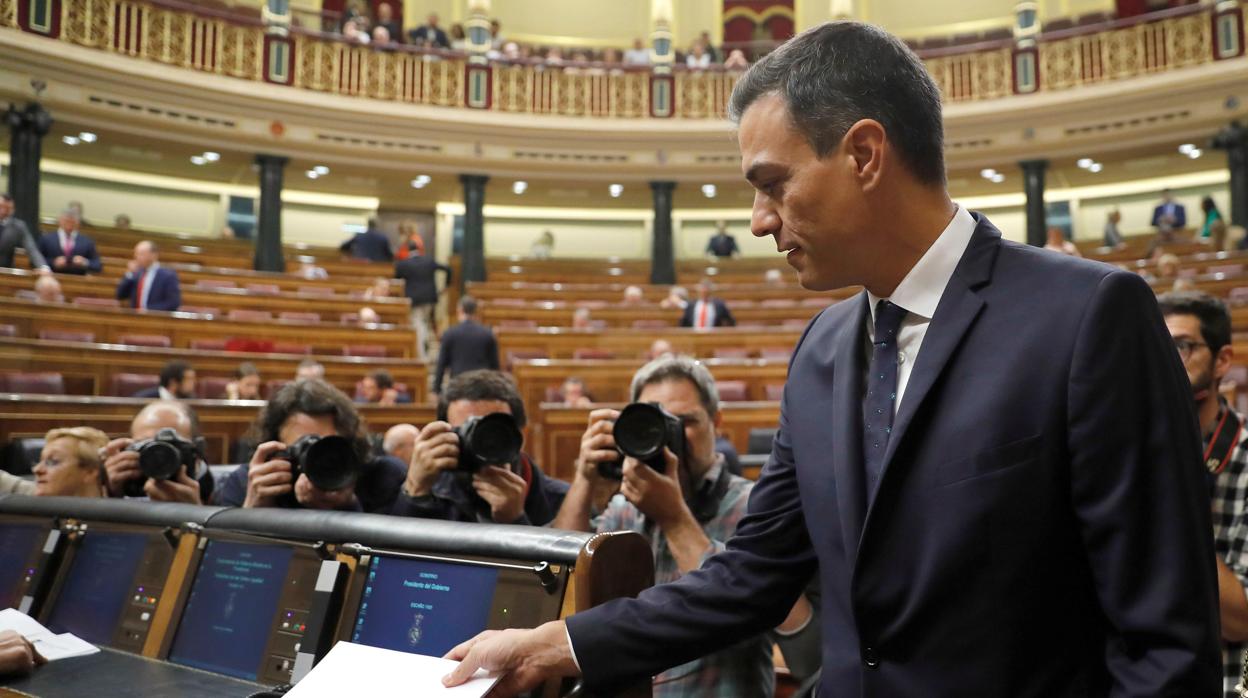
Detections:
0,524,44,609
167,540,293,681
351,556,499,658
46,532,150,644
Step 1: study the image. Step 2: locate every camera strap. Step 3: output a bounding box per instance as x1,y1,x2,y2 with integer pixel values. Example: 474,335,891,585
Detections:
1206,401,1242,485
690,462,734,524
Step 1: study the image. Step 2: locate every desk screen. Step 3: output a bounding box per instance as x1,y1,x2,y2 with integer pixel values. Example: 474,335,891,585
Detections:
168,540,293,681
45,532,149,644
0,523,44,609
351,556,499,658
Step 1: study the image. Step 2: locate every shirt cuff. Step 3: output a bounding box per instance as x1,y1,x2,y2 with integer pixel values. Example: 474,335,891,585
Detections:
564,625,581,671
772,611,813,638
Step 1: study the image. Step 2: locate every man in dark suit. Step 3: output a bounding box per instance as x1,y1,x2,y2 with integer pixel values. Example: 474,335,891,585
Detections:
132,360,196,400
0,193,49,272
37,209,102,275
115,240,181,311
433,296,499,395
679,278,736,328
1153,188,1188,234
444,21,1221,697
339,218,394,262
705,221,740,258
408,12,450,49
394,250,451,361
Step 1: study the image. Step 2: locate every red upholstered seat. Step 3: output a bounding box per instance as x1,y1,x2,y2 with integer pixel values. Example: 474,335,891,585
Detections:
245,283,281,295
343,345,387,358
272,343,311,355
298,286,335,296
279,312,321,323
198,376,231,399
631,319,669,329
178,305,219,316
716,380,749,402
1230,287,1248,305
39,329,95,343
0,324,17,337
118,334,172,348
190,338,229,351
760,299,796,308
498,320,537,328
195,279,237,289
760,346,792,361
339,313,360,324
72,297,121,309
1209,264,1244,277
764,383,785,401
544,386,563,402
573,348,614,360
1,372,65,395
491,298,526,307
227,309,274,322
713,348,750,359
111,373,159,397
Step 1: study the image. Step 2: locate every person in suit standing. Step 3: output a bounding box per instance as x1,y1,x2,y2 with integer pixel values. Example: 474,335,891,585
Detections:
433,296,499,395
705,221,741,258
443,21,1221,697
394,249,451,361
115,241,181,311
0,194,49,273
37,209,102,275
339,218,394,262
679,278,736,328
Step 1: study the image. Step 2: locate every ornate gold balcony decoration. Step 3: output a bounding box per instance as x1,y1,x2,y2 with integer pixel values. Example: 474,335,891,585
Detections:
3,1,1241,119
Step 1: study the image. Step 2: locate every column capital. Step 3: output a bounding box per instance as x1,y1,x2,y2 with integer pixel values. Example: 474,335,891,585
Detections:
5,102,52,136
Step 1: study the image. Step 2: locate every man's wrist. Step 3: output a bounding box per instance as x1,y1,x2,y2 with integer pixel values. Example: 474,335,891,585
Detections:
403,476,435,498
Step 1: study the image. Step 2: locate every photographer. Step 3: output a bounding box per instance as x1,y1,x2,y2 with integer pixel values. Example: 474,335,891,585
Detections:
391,370,567,525
552,355,807,697
101,400,214,504
216,379,405,512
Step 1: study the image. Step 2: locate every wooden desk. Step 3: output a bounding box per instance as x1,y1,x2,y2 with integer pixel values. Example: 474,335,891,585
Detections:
0,394,435,465
495,326,806,360
0,337,428,402
465,280,846,304
0,297,419,358
481,301,831,328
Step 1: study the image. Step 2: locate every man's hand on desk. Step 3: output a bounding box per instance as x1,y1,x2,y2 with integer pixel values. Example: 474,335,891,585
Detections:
0,630,46,676
442,620,580,695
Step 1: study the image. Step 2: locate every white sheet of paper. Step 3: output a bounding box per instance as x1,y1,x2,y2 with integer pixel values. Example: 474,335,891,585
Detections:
285,642,500,698
0,608,99,661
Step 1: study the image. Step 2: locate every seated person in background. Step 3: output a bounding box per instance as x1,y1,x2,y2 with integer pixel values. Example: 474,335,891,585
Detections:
34,274,63,303
1103,209,1126,249
339,218,393,262
133,360,196,399
115,241,181,311
680,278,736,328
408,12,450,49
358,306,381,325
1150,252,1182,284
562,377,592,407
296,358,325,381
392,370,568,525
0,630,45,677
382,423,419,466
218,379,405,512
552,355,810,696
0,193,49,273
572,307,594,329
37,209,101,275
358,369,409,405
434,296,500,395
363,276,392,300
659,285,688,310
530,230,555,259
102,400,214,504
1043,227,1082,257
621,285,645,306
1173,277,1197,292
33,427,109,498
1202,196,1228,249
219,225,235,240
226,362,262,400
648,338,674,360
114,213,132,229
705,221,740,258
763,268,784,286
297,260,328,280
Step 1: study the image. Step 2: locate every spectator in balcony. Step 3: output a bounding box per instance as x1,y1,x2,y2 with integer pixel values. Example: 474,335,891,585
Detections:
1201,196,1227,248
340,218,393,262
226,362,263,401
296,359,325,381
38,209,101,275
134,360,197,400
33,427,108,499
562,377,593,407
724,49,750,70
1103,209,1126,249
660,285,689,311
545,46,565,66
219,225,236,240
114,213,132,230
371,25,395,47
116,241,181,311
602,48,623,68
530,230,555,259
342,0,370,28
34,274,63,303
450,23,467,51
699,30,721,62
434,296,499,395
681,278,736,329
621,285,645,306
409,13,450,49
1043,227,1082,258
624,38,649,65
500,41,522,61
343,17,371,45
0,193,49,273
490,18,504,49
686,40,712,69
374,2,401,43
706,220,740,258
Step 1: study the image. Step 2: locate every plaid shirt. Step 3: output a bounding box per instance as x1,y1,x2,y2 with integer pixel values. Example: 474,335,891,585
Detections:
1209,402,1248,697
596,459,774,698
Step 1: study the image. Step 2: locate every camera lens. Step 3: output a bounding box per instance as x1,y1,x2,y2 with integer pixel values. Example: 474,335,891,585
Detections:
613,403,669,461
463,413,523,466
296,435,360,492
138,442,183,481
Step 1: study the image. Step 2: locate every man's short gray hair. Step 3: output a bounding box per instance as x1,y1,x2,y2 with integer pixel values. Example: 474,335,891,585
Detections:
60,209,80,221
630,355,719,417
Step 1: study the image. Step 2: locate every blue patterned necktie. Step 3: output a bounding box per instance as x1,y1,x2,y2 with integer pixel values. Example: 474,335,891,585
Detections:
863,300,908,503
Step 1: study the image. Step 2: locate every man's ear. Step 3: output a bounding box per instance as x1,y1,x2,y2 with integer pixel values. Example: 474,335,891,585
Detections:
1215,344,1235,382
843,119,886,192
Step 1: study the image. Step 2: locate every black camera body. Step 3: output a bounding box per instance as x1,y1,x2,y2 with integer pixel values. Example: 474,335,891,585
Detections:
455,413,523,473
122,428,201,497
598,402,685,480
281,434,361,492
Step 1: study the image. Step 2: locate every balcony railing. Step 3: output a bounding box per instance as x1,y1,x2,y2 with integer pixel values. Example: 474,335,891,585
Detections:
2,0,1242,119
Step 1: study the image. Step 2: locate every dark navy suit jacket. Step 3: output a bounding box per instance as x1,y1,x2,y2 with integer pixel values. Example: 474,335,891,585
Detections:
1152,201,1187,230
36,232,102,274
566,215,1221,696
340,229,394,262
115,267,181,311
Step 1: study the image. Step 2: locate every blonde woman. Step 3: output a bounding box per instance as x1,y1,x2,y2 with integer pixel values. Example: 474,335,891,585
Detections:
32,427,109,498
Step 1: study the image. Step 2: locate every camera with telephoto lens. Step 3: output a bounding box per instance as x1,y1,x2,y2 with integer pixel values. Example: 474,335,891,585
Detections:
122,427,200,496
281,434,361,492
455,413,524,473
598,402,686,480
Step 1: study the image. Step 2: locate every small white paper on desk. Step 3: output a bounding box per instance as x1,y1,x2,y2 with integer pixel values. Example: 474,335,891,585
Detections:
286,641,500,698
0,608,99,661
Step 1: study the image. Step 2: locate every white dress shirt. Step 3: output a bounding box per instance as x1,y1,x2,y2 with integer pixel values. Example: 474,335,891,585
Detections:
57,229,77,256
865,205,977,415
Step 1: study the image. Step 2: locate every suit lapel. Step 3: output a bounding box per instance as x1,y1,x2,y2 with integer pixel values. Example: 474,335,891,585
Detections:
829,292,870,560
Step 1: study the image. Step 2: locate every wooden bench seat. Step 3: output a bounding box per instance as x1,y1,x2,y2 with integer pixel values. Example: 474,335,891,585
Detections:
495,326,807,360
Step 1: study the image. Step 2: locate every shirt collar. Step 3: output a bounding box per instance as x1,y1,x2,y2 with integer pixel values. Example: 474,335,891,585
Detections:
867,204,977,322
158,386,175,400
695,455,724,495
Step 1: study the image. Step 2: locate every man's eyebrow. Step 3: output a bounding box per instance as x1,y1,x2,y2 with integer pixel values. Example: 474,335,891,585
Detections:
744,162,782,183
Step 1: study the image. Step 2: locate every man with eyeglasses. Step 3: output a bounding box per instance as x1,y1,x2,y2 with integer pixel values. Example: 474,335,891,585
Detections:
1160,291,1248,697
